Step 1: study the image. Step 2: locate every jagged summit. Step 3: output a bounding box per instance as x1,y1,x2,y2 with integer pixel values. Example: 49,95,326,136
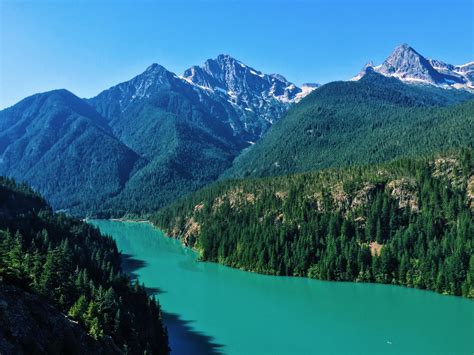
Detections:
353,43,473,90
378,43,442,83
182,54,300,101
181,54,317,103
179,54,320,138
143,62,171,74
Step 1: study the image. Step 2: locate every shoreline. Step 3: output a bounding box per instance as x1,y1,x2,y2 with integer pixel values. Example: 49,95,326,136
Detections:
94,218,473,301
109,218,151,224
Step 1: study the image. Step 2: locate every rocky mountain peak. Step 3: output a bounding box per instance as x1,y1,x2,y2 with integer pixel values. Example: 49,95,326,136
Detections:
182,55,310,103
378,43,438,81
179,55,321,139
353,44,472,89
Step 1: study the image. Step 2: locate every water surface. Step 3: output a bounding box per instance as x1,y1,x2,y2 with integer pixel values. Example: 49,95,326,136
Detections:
92,220,474,355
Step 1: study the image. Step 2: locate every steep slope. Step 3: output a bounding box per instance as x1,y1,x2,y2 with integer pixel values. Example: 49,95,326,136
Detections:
153,150,474,298
0,283,121,354
223,72,474,179
0,177,169,353
88,63,241,151
0,90,141,212
353,44,473,89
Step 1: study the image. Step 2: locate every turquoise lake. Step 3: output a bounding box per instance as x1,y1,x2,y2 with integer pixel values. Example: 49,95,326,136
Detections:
91,220,474,355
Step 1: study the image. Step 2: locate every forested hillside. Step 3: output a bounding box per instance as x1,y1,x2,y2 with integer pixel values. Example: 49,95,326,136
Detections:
153,149,474,298
0,177,169,353
87,63,246,216
0,90,142,213
223,72,474,179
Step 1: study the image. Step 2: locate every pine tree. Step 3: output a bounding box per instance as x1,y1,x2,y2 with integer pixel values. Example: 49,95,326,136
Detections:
68,295,88,321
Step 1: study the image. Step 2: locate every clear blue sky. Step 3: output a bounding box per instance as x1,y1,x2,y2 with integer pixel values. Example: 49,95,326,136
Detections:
1,0,473,109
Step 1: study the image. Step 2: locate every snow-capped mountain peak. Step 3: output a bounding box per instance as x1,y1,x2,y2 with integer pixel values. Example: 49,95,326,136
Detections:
180,55,320,138
352,44,473,90
182,54,315,104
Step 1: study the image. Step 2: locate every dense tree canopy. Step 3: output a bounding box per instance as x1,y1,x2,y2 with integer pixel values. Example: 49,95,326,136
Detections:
0,177,169,354
153,149,474,298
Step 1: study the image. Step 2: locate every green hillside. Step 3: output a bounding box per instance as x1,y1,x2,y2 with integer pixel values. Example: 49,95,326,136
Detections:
223,73,474,179
153,149,474,298
89,96,241,216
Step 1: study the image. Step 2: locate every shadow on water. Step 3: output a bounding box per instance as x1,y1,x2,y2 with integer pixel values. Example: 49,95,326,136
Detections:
121,253,148,280
145,286,167,295
120,253,224,354
163,312,224,355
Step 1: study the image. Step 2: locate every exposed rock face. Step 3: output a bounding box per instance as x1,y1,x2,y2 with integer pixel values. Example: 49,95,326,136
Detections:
90,55,319,145
369,241,383,256
88,63,189,124
182,218,200,246
432,156,466,189
467,175,474,211
377,44,450,84
386,178,419,213
182,54,318,139
0,282,120,355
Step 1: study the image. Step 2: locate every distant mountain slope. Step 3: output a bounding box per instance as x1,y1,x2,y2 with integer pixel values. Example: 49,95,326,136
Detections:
3,53,471,217
153,150,474,298
353,44,473,90
89,56,317,145
223,72,474,179
0,90,141,211
88,63,243,156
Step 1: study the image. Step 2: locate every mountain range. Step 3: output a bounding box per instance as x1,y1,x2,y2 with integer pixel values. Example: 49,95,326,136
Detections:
0,55,315,215
0,44,472,216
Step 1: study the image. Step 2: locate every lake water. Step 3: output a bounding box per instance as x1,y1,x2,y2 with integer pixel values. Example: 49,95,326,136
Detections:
91,220,474,355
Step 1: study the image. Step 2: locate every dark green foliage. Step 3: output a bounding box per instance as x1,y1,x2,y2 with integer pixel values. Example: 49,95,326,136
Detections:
90,96,242,217
85,67,246,217
0,177,169,354
153,149,474,298
2,73,472,218
0,90,142,213
224,73,474,179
